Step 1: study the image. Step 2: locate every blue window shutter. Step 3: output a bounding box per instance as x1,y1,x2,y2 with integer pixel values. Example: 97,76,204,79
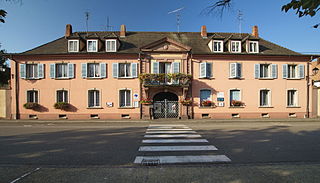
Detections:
81,63,87,78
271,64,278,79
236,63,242,78
282,64,288,79
50,63,56,78
68,63,75,78
230,63,236,78
152,62,159,74
38,64,44,79
100,63,107,78
254,64,260,79
20,64,26,79
199,63,206,78
298,64,305,79
172,62,180,73
131,63,138,78
206,63,212,78
112,63,119,78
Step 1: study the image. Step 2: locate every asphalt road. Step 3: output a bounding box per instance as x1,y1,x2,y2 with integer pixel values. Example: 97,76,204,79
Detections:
1,119,320,182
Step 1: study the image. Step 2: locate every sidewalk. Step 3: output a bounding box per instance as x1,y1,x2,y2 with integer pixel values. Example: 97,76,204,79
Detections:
2,163,320,183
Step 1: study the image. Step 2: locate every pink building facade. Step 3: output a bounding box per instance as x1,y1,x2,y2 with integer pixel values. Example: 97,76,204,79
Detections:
8,25,317,120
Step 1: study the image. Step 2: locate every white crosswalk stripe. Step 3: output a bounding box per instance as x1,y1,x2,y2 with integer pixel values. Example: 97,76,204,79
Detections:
134,124,231,165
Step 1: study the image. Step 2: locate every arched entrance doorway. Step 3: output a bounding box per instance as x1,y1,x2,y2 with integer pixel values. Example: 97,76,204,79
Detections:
153,92,179,119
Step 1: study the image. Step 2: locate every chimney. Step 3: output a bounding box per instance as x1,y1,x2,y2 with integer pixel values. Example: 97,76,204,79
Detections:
201,25,207,38
65,24,72,38
252,25,259,37
120,24,126,38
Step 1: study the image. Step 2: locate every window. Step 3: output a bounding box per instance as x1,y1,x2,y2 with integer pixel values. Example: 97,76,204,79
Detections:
88,90,100,107
287,90,298,107
119,63,131,77
199,62,212,78
119,89,131,107
56,64,68,78
248,41,259,53
106,40,117,52
260,90,270,107
229,63,242,78
88,63,100,78
200,89,211,104
213,40,223,52
26,64,38,79
255,64,277,79
283,64,304,79
87,40,98,52
56,90,68,103
68,40,79,52
230,89,241,104
230,41,241,53
151,62,180,74
27,90,38,103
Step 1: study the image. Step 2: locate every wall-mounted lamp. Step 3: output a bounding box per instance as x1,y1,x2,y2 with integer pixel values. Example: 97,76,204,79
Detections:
312,68,319,76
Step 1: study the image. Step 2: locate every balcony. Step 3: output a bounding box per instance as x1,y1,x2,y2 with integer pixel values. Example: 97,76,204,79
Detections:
139,73,192,87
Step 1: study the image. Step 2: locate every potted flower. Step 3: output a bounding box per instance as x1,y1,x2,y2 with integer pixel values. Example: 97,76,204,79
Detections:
23,102,40,110
180,99,192,106
201,100,213,107
140,98,153,105
231,100,245,107
54,102,70,110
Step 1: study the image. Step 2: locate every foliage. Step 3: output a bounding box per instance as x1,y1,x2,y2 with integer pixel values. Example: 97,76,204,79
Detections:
54,102,69,110
140,98,153,104
0,9,7,23
201,100,214,107
23,102,39,110
180,98,192,105
282,0,320,17
139,73,192,85
0,49,10,85
231,100,245,107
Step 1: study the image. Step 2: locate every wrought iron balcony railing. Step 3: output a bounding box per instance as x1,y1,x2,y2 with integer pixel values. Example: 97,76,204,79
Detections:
139,73,192,87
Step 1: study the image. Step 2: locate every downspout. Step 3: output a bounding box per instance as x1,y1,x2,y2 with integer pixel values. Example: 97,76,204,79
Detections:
190,52,194,119
10,56,19,119
138,52,142,119
306,56,312,118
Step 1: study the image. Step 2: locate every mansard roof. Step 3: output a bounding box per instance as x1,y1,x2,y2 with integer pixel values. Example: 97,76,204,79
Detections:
19,31,300,56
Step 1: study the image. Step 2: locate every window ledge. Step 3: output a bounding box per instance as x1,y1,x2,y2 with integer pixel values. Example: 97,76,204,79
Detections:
286,78,302,80
258,78,275,80
229,77,244,80
55,77,70,80
25,78,40,80
259,106,274,108
117,77,135,79
287,106,301,108
87,107,103,109
229,106,245,108
118,107,135,109
85,77,104,80
198,77,215,80
199,106,216,109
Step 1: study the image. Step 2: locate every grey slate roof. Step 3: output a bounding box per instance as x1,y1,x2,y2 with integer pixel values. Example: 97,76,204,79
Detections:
21,31,300,56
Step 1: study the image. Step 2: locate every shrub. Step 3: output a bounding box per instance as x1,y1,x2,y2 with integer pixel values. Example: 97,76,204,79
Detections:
54,102,69,110
23,102,39,110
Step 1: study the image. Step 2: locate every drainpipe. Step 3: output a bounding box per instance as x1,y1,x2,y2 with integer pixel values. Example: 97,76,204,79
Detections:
138,52,142,119
306,56,312,118
10,56,19,119
190,52,194,119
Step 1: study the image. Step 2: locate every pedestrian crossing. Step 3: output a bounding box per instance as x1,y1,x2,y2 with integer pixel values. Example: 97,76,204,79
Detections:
134,124,231,165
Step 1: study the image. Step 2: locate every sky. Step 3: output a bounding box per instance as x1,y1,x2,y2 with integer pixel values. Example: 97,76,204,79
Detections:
0,0,319,54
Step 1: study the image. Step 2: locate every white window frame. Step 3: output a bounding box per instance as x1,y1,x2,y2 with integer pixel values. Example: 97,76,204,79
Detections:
229,63,242,78
213,40,224,53
248,41,259,53
119,89,132,108
56,89,69,103
26,90,39,103
287,64,298,79
259,89,271,107
287,89,298,107
229,41,241,53
87,40,98,52
88,89,101,108
105,39,117,52
260,64,271,78
118,63,132,78
26,64,38,79
87,63,100,78
229,89,242,106
68,40,79,52
200,89,212,104
55,63,68,79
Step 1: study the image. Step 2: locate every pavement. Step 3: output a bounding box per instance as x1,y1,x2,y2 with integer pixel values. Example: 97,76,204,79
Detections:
0,118,320,182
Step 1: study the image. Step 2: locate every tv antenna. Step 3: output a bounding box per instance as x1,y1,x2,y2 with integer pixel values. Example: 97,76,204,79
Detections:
106,16,114,31
237,10,243,34
168,7,184,33
85,11,90,35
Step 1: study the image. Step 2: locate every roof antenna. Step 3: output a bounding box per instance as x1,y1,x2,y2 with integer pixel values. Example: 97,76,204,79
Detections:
168,7,184,33
85,11,90,36
237,10,243,34
106,16,114,31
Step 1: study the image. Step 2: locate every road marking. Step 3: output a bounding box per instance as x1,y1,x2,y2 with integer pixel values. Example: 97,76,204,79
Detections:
147,128,193,131
9,167,41,183
134,155,231,164
142,139,209,143
144,134,202,138
149,125,186,127
139,145,218,151
146,131,196,134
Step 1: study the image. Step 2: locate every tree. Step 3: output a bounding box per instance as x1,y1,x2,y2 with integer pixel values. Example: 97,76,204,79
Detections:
206,0,320,27
0,9,7,23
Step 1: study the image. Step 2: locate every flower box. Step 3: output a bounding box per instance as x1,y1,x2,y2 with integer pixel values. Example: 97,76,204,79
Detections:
23,102,40,110
54,102,70,110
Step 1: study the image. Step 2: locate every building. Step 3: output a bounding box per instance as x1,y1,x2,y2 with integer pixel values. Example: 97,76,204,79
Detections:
8,24,318,120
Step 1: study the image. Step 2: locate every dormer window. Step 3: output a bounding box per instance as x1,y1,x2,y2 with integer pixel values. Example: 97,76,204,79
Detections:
87,40,98,52
248,41,259,53
213,40,223,52
106,39,117,52
68,40,79,52
229,41,241,53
